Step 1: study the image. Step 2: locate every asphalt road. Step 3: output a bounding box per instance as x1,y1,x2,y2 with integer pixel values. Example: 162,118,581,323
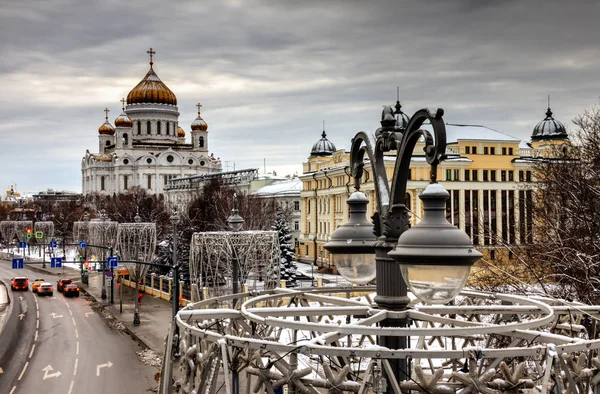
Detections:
0,260,158,394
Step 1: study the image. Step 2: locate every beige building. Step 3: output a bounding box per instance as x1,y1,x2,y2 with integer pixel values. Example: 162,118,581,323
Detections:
298,104,569,268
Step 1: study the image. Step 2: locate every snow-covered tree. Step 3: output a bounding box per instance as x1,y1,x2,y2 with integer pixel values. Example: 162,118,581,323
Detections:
272,212,297,287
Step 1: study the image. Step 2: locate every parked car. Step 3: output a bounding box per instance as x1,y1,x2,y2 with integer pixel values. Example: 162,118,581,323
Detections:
56,278,73,293
37,283,54,296
63,284,80,297
11,277,29,291
32,279,46,293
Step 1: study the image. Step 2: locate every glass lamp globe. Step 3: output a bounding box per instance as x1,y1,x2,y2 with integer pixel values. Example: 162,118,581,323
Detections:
324,191,377,284
388,183,482,304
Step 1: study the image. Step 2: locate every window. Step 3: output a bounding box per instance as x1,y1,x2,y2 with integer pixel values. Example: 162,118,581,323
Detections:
472,170,478,181
509,147,513,155
124,175,129,190
508,171,514,181
188,159,194,165
484,147,489,155
100,176,105,191
199,136,204,148
453,169,459,180
157,121,161,135
167,155,174,163
526,171,532,182
147,175,152,189
137,121,141,135
147,121,151,135
123,133,128,145
105,140,111,146
491,171,496,181
465,146,470,154
483,170,489,181
501,170,507,182
123,158,129,165
490,147,495,155
472,146,477,154
294,201,300,211
147,158,152,164
502,147,507,155
200,160,205,166
166,122,170,136
519,171,524,182
294,221,299,231
464,170,470,181
446,169,452,181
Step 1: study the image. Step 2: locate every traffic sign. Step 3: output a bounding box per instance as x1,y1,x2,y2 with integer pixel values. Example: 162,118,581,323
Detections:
49,241,57,248
107,256,118,268
12,258,24,269
50,257,63,268
79,241,87,248
35,231,44,239
18,241,27,249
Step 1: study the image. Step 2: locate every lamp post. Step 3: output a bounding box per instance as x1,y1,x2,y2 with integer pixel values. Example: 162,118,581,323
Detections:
226,193,244,394
133,212,142,326
170,208,180,325
100,210,108,300
325,104,481,389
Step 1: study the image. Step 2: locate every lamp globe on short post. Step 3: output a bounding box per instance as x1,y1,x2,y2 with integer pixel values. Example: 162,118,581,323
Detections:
227,194,244,296
324,190,377,284
388,183,482,304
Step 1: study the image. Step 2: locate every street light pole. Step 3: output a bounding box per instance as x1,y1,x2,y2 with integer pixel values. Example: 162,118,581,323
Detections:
325,104,481,390
101,211,108,300
133,212,142,326
170,209,180,325
109,246,114,304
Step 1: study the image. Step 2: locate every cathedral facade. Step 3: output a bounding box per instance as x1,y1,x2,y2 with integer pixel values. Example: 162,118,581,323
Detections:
81,49,222,196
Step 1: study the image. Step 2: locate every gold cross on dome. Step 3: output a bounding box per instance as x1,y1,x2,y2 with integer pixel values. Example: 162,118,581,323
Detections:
104,107,110,121
196,102,202,115
120,98,126,111
147,48,155,66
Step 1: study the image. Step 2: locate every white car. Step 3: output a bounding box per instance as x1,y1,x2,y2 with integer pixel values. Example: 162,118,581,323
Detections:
37,282,54,296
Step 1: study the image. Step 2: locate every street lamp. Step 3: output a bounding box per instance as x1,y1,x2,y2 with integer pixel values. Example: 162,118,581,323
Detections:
227,193,244,296
324,104,482,387
133,210,142,326
170,208,180,324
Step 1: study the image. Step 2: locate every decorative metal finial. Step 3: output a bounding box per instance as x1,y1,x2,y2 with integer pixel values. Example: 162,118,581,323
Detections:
548,94,551,109
104,108,110,121
323,120,325,131
397,86,400,101
196,102,202,115
120,98,126,111
147,47,155,67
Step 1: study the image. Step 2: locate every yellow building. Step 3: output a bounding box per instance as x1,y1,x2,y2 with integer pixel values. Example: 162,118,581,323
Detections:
298,103,569,269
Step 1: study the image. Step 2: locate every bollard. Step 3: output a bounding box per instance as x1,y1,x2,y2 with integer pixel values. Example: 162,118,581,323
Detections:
280,280,287,288
317,277,323,288
150,274,155,295
202,287,209,300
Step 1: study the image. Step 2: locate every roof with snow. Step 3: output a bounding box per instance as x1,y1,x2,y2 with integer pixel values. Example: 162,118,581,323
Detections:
421,123,523,143
253,178,302,197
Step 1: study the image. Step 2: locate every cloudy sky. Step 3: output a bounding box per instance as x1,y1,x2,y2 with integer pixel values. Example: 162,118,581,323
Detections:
1,0,599,194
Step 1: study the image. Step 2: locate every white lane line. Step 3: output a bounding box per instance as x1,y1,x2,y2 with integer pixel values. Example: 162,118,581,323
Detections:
29,344,35,359
36,310,39,318
76,341,79,355
34,330,38,342
75,328,79,339
69,309,73,316
9,386,16,394
18,361,29,380
68,380,74,394
65,302,71,309
36,319,39,329
73,358,78,376
72,317,76,326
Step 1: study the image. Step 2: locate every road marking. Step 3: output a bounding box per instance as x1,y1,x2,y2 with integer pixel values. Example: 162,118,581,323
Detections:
75,328,79,339
73,358,78,376
42,365,62,380
9,386,16,394
76,341,79,355
96,361,113,376
68,380,74,394
29,344,35,359
69,309,73,316
18,313,25,320
36,310,39,318
18,361,28,380
19,296,23,301
85,312,94,317
35,330,38,341
72,317,76,326
50,312,63,319
36,320,39,329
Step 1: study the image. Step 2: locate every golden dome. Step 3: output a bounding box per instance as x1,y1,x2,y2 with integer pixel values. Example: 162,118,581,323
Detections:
114,111,133,127
191,103,208,131
92,154,113,162
177,126,186,138
127,66,177,106
98,108,115,135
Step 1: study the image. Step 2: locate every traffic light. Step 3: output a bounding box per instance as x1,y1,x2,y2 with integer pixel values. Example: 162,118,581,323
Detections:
25,228,33,239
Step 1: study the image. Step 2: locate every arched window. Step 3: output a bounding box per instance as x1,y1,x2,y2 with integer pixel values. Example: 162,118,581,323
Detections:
100,176,105,191
123,133,129,146
157,121,161,135
105,140,111,146
137,121,141,135
199,136,204,148
166,122,170,136
124,175,129,190
147,121,151,135
147,174,152,190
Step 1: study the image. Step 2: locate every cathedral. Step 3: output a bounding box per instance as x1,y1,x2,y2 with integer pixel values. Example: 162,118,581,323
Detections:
81,48,222,196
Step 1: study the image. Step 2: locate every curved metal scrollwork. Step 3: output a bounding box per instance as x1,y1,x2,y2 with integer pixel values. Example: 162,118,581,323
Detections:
349,105,447,241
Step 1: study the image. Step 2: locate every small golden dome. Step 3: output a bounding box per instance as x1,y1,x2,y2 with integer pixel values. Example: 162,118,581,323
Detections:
191,103,208,131
178,127,186,138
127,65,177,106
114,111,133,127
93,154,113,162
98,108,115,135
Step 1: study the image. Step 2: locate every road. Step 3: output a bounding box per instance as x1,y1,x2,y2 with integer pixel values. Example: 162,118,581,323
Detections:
0,260,158,393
